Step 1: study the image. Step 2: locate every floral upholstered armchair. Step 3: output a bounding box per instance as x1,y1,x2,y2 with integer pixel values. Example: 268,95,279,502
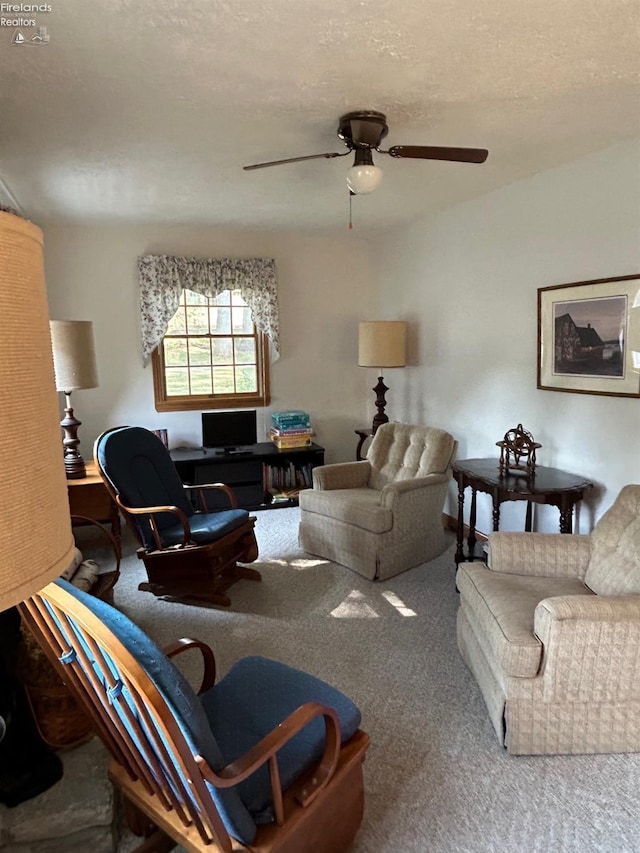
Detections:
298,422,457,580
457,484,640,755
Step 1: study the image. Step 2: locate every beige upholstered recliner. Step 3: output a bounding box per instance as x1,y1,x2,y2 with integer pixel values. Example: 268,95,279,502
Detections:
457,484,640,755
298,422,457,581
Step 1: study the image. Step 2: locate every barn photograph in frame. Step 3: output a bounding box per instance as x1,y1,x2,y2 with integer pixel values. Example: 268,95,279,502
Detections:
537,274,640,397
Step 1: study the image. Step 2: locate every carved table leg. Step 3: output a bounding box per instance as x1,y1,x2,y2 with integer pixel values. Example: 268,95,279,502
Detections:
455,479,465,566
492,492,501,531
559,499,573,533
468,488,477,560
525,501,533,532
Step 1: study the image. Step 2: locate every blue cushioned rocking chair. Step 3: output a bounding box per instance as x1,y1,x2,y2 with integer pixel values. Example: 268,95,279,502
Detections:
20,581,370,853
94,426,261,607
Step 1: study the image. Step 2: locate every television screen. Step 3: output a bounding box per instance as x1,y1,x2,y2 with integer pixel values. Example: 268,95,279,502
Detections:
202,410,257,450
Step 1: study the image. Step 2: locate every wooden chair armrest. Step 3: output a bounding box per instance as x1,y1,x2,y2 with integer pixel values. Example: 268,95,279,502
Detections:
196,702,341,822
114,497,191,548
163,638,217,693
70,514,121,567
69,515,121,600
183,482,238,510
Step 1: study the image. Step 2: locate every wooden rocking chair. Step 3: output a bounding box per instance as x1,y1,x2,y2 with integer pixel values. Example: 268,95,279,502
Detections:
20,580,370,853
94,426,260,607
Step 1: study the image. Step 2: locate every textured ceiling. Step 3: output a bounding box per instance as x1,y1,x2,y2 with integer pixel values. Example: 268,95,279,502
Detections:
1,0,639,232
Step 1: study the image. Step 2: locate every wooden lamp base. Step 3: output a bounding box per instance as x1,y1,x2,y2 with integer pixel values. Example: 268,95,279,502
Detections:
61,394,86,479
371,375,390,434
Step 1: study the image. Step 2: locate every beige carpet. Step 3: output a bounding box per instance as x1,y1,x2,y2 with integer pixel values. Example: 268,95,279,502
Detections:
112,507,639,853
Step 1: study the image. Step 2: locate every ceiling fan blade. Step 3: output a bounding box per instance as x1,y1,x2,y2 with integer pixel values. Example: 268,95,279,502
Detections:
243,152,347,171
387,145,489,164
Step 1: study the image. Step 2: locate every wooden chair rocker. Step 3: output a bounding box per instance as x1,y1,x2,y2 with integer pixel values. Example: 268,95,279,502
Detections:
94,426,260,607
20,581,370,853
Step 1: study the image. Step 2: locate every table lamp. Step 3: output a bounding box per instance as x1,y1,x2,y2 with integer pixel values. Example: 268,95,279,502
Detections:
358,320,407,433
50,319,99,479
0,208,77,802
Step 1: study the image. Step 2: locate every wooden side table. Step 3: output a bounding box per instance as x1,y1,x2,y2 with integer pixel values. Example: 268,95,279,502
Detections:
67,461,121,548
451,458,593,567
355,428,373,461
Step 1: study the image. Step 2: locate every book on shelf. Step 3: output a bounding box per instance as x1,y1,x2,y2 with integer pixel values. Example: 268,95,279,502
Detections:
262,461,314,492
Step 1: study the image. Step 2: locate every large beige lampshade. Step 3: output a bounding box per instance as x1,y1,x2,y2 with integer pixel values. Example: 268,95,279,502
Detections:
0,211,76,610
50,320,98,391
358,321,407,369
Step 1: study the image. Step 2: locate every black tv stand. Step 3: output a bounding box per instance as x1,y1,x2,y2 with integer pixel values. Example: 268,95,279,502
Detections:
170,442,325,510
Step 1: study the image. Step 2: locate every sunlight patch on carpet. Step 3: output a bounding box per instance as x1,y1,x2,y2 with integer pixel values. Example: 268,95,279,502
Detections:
380,590,417,617
330,590,379,619
264,557,331,570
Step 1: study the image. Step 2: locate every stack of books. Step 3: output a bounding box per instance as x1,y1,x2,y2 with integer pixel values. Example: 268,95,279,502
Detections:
269,410,313,449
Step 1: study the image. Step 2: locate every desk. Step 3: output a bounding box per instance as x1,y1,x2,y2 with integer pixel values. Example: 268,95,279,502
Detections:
67,461,121,547
451,458,593,566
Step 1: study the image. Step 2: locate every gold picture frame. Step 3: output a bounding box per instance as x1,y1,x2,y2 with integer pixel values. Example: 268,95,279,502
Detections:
537,274,640,397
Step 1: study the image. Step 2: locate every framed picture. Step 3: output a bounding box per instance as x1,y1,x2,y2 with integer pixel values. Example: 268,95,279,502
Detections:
537,274,640,397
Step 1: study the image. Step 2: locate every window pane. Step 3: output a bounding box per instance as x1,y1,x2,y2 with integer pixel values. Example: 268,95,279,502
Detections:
164,338,188,366
167,308,186,335
185,290,208,305
212,337,233,363
236,365,257,393
210,306,231,334
232,306,253,333
189,337,211,366
212,290,231,306
153,286,269,411
212,366,235,394
166,367,189,396
186,306,209,334
190,368,213,395
234,337,256,364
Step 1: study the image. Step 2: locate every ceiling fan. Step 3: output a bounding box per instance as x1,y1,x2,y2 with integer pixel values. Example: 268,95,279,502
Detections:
243,110,489,195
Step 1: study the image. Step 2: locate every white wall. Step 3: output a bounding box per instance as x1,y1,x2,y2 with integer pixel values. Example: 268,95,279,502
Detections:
42,225,374,465
366,138,640,534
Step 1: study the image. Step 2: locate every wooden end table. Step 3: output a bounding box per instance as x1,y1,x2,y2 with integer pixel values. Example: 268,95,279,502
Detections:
451,458,593,566
355,428,373,461
67,461,121,548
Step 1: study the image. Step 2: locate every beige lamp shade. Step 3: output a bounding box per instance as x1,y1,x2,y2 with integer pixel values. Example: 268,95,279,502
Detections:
0,211,76,610
358,321,407,369
50,320,98,392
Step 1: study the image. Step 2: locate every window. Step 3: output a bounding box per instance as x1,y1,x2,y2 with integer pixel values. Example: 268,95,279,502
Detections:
152,288,270,412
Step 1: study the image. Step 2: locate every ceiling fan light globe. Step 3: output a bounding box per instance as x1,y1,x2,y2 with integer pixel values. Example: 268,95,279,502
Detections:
347,164,383,195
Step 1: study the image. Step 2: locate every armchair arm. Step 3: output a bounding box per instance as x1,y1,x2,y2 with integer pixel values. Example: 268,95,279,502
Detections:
312,461,371,491
197,702,341,821
380,472,450,506
534,594,640,701
488,532,591,579
163,638,217,693
115,496,192,549
183,482,238,511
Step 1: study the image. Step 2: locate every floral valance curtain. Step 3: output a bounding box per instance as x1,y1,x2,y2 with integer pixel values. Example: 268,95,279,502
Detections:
138,254,279,365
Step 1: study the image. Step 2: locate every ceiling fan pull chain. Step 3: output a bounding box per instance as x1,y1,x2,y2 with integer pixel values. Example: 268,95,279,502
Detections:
349,190,353,230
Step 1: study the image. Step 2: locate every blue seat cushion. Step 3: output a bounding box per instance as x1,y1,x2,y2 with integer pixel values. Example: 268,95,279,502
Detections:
53,580,257,845
159,509,250,547
199,656,362,823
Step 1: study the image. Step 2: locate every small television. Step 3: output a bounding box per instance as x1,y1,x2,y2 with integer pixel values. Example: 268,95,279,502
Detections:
202,410,257,452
